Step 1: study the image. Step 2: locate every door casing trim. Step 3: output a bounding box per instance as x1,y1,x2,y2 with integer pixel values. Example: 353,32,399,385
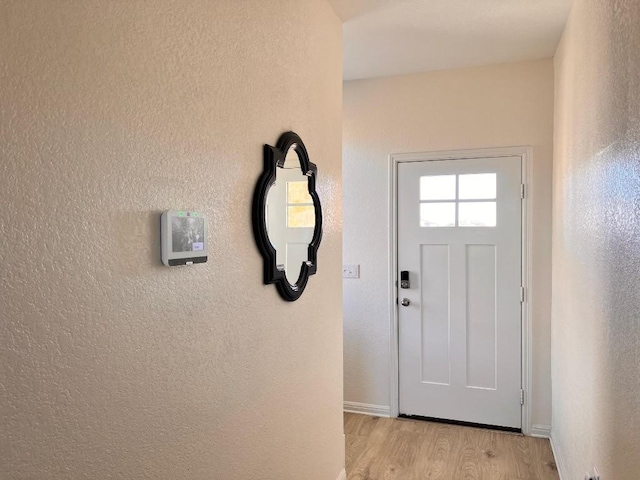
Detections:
388,146,533,435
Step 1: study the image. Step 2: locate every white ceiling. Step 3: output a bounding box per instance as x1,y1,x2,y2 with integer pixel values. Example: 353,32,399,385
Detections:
329,0,573,80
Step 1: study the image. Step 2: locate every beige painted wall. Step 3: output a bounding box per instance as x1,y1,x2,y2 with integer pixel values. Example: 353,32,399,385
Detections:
0,1,344,479
552,0,640,478
343,59,554,427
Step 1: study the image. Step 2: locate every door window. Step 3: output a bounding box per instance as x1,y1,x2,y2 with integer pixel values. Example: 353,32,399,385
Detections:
420,173,497,227
420,202,456,227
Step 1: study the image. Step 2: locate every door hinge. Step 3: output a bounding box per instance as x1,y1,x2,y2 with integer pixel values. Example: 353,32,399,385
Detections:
520,287,525,302
520,389,525,405
520,184,526,199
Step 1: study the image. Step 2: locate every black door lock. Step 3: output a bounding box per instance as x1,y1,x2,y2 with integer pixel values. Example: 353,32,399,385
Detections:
400,271,410,289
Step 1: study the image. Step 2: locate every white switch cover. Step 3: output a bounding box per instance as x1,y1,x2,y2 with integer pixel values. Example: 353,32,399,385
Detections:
343,264,360,278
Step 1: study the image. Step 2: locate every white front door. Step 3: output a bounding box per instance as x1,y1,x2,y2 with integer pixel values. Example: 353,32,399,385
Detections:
397,156,522,429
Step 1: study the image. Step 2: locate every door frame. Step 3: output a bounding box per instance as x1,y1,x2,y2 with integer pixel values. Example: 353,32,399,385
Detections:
388,146,534,435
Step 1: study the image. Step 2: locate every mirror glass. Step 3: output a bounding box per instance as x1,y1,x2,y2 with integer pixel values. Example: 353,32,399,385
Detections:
265,145,315,285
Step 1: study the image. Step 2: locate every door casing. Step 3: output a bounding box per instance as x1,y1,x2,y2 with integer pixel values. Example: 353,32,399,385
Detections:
388,146,534,435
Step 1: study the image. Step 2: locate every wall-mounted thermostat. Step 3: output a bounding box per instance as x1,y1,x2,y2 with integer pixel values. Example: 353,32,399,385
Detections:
161,210,208,266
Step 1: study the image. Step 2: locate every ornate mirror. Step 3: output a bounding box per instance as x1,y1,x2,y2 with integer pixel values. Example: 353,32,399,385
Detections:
252,132,322,301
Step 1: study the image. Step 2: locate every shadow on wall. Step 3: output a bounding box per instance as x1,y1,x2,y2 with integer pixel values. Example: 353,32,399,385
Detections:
344,324,380,404
601,144,640,478
587,4,640,477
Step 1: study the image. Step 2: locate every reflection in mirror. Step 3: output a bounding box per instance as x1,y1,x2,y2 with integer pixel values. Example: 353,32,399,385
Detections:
265,146,315,285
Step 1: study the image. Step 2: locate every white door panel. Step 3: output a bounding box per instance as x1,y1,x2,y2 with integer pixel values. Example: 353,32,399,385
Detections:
398,156,522,429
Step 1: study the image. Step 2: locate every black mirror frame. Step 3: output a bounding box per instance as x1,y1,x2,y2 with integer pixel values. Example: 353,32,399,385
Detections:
252,131,323,302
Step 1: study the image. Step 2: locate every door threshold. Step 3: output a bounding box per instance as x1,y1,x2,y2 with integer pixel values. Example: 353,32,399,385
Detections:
398,414,522,434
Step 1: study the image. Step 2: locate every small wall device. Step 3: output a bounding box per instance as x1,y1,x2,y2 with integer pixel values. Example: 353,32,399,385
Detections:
161,210,208,266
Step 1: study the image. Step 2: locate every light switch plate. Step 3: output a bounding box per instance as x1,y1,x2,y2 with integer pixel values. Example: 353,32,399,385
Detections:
343,264,360,278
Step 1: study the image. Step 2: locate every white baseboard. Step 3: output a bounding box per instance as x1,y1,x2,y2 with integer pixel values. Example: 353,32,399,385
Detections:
336,468,346,480
344,401,391,417
550,433,568,480
530,424,552,438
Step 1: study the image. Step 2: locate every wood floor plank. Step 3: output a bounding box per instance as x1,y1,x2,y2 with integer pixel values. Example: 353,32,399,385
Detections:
346,434,370,470
344,413,559,480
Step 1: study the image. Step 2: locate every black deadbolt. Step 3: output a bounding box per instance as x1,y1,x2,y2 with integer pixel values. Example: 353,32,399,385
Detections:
400,271,410,289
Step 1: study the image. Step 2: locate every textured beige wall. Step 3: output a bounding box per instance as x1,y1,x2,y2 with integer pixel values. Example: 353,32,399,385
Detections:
0,1,344,479
343,59,554,427
552,0,640,478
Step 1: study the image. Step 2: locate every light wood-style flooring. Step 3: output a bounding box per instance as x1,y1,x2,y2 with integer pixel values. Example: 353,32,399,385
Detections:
345,413,559,480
